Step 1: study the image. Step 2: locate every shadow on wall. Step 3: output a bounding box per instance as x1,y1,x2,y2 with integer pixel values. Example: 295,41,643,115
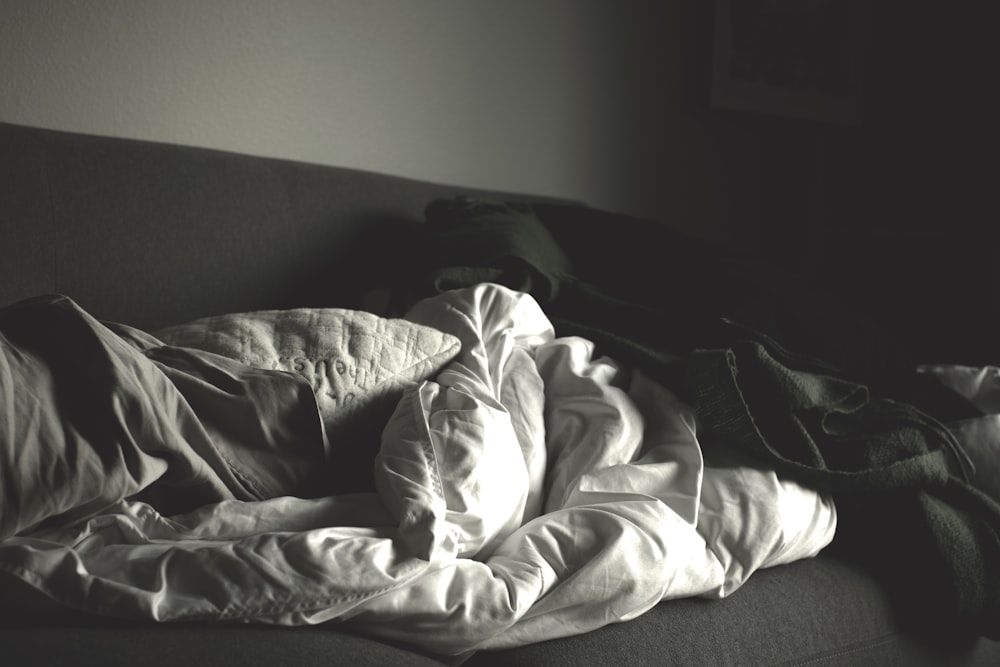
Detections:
706,0,996,364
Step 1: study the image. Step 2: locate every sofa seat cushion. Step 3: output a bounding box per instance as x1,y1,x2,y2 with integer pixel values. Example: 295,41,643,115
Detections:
465,554,997,666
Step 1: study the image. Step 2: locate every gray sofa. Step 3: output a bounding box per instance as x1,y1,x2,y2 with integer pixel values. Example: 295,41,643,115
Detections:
1,121,998,666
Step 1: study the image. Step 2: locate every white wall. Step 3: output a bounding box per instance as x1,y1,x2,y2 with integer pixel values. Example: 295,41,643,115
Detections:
0,0,743,239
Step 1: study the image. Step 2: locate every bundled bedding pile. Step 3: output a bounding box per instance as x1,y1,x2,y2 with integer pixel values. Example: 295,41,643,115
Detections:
0,283,836,654
1,194,998,654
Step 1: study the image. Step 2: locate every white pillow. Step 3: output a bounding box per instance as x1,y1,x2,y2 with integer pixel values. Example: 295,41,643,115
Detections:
155,308,461,445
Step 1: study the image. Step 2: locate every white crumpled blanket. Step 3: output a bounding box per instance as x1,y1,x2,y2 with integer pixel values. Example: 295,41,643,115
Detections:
0,283,835,655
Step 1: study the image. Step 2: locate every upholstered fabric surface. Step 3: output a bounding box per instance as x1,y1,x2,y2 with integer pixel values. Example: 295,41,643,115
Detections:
466,556,1000,666
0,122,558,331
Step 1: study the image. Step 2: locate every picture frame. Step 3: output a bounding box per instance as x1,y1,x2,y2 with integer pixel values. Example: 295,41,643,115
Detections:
710,0,866,125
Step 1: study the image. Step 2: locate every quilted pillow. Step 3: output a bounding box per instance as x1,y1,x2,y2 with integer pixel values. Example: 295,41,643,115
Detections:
155,308,461,492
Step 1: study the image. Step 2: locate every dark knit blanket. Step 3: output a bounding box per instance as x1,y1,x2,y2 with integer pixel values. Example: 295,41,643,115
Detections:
687,340,999,640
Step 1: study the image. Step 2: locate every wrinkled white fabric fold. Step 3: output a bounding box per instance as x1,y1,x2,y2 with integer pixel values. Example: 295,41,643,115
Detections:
0,283,836,655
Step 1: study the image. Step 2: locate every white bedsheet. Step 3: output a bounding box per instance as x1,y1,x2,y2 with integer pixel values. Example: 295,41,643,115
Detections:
0,284,836,654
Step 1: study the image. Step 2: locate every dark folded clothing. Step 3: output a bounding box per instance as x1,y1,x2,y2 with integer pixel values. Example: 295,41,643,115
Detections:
417,196,980,421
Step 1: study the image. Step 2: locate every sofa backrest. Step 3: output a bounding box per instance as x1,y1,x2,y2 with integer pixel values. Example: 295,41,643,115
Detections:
1,122,560,330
